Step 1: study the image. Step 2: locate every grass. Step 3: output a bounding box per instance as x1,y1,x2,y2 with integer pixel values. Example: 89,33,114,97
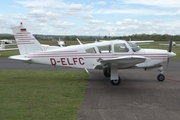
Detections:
0,70,88,120
0,40,179,119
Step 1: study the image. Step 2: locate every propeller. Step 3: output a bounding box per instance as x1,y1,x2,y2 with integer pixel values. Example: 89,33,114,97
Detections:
168,38,173,52
167,38,173,66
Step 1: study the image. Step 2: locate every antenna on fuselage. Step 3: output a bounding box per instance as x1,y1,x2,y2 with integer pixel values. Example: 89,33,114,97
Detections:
76,38,83,45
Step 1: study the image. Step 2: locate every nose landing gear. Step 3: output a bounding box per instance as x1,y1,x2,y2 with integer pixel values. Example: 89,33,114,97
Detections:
157,74,165,81
157,66,165,81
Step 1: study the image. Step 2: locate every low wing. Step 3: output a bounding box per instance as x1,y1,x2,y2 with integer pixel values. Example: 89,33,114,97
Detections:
131,40,154,43
159,43,169,46
136,43,150,45
159,43,180,46
99,56,148,69
8,55,31,61
128,40,154,46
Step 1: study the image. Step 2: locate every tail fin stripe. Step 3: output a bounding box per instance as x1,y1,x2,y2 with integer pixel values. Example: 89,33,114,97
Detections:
11,23,42,54
16,32,30,34
15,33,29,36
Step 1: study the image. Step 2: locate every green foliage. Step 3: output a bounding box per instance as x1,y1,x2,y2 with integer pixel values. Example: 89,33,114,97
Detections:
0,34,15,40
0,70,88,120
122,34,180,41
1,33,180,41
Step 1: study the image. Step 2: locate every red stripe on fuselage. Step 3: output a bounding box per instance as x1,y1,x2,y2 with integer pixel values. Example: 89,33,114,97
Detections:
27,53,168,60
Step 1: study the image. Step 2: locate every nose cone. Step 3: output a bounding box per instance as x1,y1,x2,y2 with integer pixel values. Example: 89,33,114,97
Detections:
168,52,176,58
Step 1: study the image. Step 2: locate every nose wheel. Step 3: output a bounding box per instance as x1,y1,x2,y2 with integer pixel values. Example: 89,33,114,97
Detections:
157,66,165,82
157,74,165,81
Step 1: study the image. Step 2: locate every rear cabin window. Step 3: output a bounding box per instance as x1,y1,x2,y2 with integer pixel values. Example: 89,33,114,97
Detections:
86,48,96,53
114,43,129,53
98,45,111,53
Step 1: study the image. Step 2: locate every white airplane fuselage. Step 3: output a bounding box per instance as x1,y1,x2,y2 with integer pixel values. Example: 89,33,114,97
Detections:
9,23,177,85
25,40,175,70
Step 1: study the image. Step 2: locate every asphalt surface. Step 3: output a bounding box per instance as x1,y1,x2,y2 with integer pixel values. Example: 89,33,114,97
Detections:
0,58,74,70
78,61,180,120
0,58,180,120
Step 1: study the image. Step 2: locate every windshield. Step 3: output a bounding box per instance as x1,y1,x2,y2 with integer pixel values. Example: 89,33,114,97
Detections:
127,42,141,52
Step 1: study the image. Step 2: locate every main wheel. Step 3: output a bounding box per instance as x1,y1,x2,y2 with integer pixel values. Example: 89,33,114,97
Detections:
111,77,121,86
103,69,110,77
157,74,165,81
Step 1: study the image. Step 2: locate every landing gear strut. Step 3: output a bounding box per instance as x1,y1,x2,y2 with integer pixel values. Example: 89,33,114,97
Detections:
110,63,121,86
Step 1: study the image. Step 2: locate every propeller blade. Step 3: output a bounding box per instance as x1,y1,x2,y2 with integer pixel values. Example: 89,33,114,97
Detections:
167,38,173,67
168,38,173,52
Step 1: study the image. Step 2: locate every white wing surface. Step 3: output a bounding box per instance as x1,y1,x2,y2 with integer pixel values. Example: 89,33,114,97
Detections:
100,56,147,69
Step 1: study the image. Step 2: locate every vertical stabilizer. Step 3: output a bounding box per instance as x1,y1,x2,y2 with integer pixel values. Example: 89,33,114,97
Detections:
11,22,42,55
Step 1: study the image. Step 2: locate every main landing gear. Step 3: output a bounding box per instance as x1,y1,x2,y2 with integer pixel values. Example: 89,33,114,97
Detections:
103,69,110,77
103,66,166,86
103,69,121,86
103,64,121,86
111,77,121,86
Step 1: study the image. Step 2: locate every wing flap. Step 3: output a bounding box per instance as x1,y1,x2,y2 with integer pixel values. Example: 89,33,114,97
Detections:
8,55,31,61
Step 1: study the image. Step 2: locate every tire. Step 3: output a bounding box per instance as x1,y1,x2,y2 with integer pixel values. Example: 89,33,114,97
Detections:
103,69,110,77
157,74,165,81
111,77,121,85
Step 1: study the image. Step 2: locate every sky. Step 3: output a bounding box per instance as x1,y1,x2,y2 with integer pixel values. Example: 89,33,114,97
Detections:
0,0,180,36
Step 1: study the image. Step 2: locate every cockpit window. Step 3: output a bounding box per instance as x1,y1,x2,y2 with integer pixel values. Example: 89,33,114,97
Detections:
86,47,96,53
127,42,141,52
114,43,129,53
98,45,111,53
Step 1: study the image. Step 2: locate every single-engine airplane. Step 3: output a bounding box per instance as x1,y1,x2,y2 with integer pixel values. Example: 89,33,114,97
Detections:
0,39,15,44
159,41,180,47
57,37,65,47
9,23,176,85
0,41,18,51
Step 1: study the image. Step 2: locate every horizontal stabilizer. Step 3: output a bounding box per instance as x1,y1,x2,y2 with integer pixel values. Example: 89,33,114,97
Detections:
8,55,31,61
159,43,169,45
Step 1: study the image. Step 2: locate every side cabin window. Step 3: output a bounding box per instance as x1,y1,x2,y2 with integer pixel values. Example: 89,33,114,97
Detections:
86,47,96,53
114,43,129,53
98,45,111,53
